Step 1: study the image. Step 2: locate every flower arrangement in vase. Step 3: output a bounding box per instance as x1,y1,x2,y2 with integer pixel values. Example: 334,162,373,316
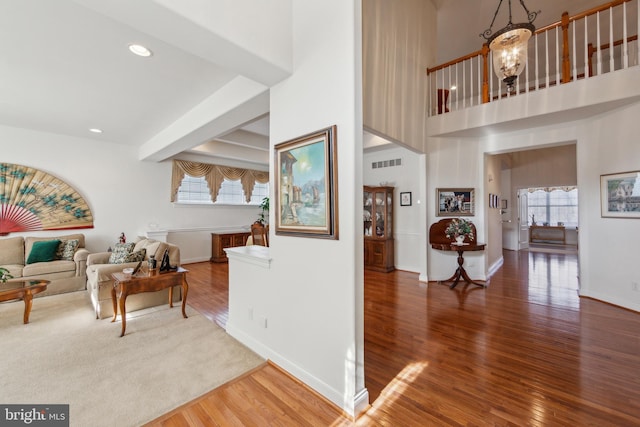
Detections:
445,218,474,244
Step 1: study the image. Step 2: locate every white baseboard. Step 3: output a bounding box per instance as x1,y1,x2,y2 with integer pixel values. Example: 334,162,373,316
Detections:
226,321,368,417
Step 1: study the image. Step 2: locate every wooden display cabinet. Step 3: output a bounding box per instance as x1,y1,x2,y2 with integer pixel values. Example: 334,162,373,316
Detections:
363,186,395,272
210,231,251,263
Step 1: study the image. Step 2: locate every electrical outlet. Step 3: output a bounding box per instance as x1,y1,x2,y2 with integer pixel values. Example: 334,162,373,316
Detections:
248,307,253,320
632,282,639,292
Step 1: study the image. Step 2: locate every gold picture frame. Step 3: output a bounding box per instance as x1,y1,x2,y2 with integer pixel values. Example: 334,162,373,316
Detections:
274,125,339,239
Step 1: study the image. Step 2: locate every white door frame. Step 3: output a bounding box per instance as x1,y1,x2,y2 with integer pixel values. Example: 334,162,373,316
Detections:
517,188,530,250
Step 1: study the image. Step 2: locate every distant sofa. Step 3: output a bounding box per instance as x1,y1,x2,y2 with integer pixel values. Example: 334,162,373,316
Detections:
86,238,181,319
0,233,89,296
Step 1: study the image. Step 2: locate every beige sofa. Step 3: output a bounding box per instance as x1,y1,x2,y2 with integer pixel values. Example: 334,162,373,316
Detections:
0,233,89,296
86,238,181,319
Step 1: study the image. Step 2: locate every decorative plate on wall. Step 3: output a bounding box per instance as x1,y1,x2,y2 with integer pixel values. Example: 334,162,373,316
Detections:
0,163,94,235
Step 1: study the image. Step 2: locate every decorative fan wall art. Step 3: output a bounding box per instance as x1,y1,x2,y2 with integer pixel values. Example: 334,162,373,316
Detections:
0,163,94,235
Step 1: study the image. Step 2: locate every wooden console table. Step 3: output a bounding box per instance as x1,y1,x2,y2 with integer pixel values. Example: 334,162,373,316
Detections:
429,218,487,289
210,231,251,262
111,267,188,337
530,225,566,244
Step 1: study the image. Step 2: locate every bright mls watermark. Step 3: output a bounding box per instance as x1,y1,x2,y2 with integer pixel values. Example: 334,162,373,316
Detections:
0,405,69,426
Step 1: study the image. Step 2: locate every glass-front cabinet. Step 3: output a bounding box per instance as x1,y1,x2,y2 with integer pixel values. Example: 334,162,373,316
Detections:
363,186,394,272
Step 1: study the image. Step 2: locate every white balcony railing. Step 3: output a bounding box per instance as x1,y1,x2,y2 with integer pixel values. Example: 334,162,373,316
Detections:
427,0,639,116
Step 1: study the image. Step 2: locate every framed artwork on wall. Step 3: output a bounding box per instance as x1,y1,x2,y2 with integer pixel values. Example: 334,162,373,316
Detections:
400,192,412,206
600,170,640,218
437,188,475,216
274,125,339,239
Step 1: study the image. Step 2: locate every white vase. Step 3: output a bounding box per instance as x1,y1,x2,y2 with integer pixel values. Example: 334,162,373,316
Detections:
455,235,465,245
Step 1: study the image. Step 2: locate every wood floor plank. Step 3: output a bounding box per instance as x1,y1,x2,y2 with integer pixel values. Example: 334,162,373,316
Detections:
145,250,640,426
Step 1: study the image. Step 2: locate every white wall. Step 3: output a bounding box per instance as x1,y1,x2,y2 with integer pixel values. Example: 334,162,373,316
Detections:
577,101,640,311
485,153,503,271
0,125,257,261
363,145,423,272
226,0,367,417
363,0,436,151
426,138,487,281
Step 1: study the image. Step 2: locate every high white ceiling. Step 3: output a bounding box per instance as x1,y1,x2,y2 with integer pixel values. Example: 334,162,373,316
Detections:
1,0,613,167
1,0,275,167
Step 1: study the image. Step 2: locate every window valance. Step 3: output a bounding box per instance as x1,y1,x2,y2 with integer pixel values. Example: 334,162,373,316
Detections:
527,186,577,193
171,160,269,203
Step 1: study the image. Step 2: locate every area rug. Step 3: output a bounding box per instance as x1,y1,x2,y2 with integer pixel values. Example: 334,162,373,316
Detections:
0,291,264,427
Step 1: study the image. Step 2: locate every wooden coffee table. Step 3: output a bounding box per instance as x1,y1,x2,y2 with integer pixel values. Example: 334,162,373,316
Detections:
0,280,50,324
111,267,189,337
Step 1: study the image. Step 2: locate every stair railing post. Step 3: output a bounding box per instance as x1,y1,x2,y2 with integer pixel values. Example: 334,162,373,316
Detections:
482,44,490,103
561,12,571,83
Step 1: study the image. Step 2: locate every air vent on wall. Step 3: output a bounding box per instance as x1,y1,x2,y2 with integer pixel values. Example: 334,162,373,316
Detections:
371,158,402,169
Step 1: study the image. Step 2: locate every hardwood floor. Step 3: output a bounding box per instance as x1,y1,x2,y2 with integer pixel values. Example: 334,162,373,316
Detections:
146,250,640,426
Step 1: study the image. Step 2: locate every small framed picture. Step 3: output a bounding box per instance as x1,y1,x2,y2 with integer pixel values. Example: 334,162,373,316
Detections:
400,192,412,206
501,199,508,209
600,170,640,218
437,188,475,216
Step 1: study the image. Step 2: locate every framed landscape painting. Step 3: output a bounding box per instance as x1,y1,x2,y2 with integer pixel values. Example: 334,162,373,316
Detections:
274,125,339,239
600,170,640,218
436,188,475,217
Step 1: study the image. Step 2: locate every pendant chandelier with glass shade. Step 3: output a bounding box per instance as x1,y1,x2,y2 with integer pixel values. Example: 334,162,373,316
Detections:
481,0,539,93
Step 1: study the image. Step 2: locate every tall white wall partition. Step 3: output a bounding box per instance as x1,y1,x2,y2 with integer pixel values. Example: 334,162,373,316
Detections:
226,0,368,418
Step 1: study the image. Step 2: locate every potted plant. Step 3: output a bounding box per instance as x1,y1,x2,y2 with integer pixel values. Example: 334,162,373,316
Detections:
445,218,474,244
0,267,13,283
257,196,270,225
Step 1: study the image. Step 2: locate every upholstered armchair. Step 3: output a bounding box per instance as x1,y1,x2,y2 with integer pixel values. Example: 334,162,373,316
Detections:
86,238,181,319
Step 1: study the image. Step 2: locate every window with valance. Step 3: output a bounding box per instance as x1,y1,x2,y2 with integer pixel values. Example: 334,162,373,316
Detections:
527,186,578,227
171,160,269,204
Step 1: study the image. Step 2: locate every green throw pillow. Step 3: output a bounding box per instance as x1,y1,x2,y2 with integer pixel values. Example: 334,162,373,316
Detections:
27,240,61,264
108,242,136,264
56,239,79,261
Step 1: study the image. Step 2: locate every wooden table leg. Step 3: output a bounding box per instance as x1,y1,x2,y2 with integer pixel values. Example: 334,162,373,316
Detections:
119,294,127,337
110,284,118,323
23,290,33,324
440,250,486,289
181,278,189,319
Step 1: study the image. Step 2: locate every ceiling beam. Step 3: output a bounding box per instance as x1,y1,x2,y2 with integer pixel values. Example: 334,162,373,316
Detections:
138,76,269,162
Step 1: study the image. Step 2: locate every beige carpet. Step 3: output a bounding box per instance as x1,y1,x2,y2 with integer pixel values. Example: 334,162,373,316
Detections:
0,291,264,427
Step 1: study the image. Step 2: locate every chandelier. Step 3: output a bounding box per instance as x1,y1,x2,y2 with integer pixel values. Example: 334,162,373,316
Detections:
481,0,539,93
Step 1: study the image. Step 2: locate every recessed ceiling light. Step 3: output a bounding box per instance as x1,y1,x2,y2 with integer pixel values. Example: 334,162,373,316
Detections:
450,85,457,91
128,44,152,57
89,128,103,134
